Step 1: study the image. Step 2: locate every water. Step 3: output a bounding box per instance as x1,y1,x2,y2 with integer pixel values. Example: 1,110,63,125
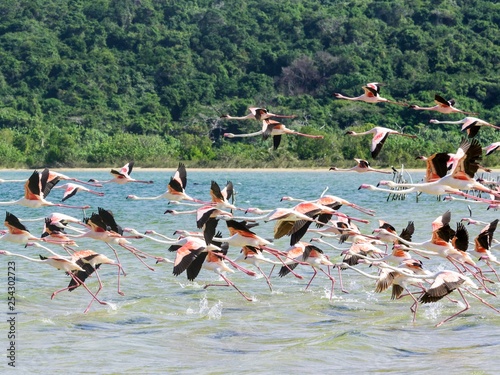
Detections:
0,168,499,374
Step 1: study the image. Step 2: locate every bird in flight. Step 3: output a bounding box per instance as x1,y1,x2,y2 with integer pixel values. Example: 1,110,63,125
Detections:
334,83,407,106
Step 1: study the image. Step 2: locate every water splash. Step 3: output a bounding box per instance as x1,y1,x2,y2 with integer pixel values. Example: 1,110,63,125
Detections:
186,295,223,319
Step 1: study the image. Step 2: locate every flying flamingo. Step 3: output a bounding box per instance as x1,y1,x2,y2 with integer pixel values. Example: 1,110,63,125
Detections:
0,249,110,312
334,83,407,106
344,259,429,322
52,183,104,202
224,119,323,150
209,180,237,210
412,269,499,327
345,126,417,159
415,152,455,182
126,162,201,203
233,245,282,291
429,117,500,138
281,192,376,217
89,161,153,185
220,107,296,121
329,158,392,174
391,139,500,199
409,94,478,115
46,170,103,187
70,207,157,271
0,212,43,245
28,241,125,310
278,242,337,300
472,219,500,280
483,142,500,156
0,169,90,210
198,252,255,302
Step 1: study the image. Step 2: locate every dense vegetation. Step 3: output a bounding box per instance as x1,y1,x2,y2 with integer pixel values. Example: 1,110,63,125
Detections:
0,0,499,169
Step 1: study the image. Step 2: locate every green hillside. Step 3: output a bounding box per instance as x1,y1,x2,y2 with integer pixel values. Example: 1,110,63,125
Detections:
0,0,499,168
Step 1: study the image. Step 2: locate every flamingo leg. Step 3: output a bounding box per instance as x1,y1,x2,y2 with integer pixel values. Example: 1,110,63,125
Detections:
435,289,470,327
256,265,273,291
319,267,336,301
204,274,253,302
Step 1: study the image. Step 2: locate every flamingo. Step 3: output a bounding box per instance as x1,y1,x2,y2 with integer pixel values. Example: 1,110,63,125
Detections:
209,180,237,210
233,245,281,291
426,140,498,197
0,249,110,312
415,152,455,182
0,212,43,245
333,83,407,106
281,192,376,217
345,126,417,159
413,269,499,327
220,107,296,121
46,170,103,187
344,259,429,322
329,158,392,174
472,219,500,280
429,117,500,138
69,207,157,271
52,183,104,201
278,242,337,300
89,161,153,185
0,169,90,210
198,251,255,302
409,94,478,115
483,142,500,156
224,119,323,150
126,162,201,203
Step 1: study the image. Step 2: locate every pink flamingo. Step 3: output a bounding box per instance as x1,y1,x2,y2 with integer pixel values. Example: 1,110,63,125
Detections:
345,126,417,159
410,94,478,115
220,107,296,121
334,83,407,106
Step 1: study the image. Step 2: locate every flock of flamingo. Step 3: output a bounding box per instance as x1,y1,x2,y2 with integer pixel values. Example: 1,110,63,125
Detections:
1,83,500,327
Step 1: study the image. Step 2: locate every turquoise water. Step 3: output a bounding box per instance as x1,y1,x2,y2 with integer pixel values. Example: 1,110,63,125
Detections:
0,168,499,374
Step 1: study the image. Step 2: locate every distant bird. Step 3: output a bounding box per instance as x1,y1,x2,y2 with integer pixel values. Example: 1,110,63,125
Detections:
429,117,500,138
89,161,153,185
0,169,90,209
345,126,417,159
52,183,104,201
220,107,296,121
410,94,477,115
483,142,500,156
224,119,323,150
334,83,407,106
329,158,392,174
126,162,200,203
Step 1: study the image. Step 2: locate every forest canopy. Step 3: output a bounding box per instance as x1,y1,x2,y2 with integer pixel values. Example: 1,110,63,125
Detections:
0,0,499,168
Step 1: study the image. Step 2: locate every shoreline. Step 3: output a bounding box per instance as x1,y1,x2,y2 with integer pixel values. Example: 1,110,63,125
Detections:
0,167,432,172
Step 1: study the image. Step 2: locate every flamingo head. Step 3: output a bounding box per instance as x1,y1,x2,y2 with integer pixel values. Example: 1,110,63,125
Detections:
223,133,235,138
